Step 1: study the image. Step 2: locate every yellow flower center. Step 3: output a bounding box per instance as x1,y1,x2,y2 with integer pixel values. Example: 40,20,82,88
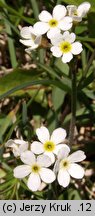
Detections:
31,34,36,41
59,41,72,53
43,141,55,152
48,19,58,27
60,159,70,169
31,164,40,173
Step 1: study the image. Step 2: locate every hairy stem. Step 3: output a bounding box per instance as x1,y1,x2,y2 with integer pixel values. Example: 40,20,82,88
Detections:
69,65,77,146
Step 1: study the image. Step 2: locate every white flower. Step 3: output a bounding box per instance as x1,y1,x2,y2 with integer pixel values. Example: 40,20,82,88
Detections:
31,126,70,163
20,26,42,51
14,151,55,191
5,139,28,157
67,2,91,22
33,5,72,39
54,148,86,188
50,31,83,63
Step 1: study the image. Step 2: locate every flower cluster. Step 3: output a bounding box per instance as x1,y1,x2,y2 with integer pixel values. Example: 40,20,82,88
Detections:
20,2,91,63
6,126,86,192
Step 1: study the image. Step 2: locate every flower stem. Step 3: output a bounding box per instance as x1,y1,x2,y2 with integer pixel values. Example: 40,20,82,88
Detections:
69,63,77,146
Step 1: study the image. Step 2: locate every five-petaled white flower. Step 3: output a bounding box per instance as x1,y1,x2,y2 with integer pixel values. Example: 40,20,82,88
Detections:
67,2,91,22
33,5,72,39
5,139,28,157
31,126,70,163
54,148,86,188
50,31,83,63
14,151,55,191
20,26,42,52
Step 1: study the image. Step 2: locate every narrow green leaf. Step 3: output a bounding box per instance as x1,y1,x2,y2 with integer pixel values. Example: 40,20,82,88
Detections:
38,63,71,92
77,36,95,42
22,101,28,125
78,71,94,90
0,79,65,100
1,0,17,68
30,0,39,20
88,12,95,37
0,1,34,24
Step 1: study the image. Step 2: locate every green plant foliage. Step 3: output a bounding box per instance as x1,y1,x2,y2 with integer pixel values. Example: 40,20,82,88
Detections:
0,0,95,200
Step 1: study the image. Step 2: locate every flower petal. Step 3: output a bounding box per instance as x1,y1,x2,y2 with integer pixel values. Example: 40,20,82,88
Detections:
62,52,73,63
36,126,50,143
39,10,52,22
50,34,63,46
63,31,76,43
28,26,36,34
68,163,85,179
44,152,55,164
78,2,91,17
56,144,70,159
58,169,70,187
53,5,66,20
50,46,62,57
47,28,60,39
68,150,86,163
20,150,36,165
14,165,31,178
71,42,83,55
51,128,67,144
19,142,28,154
67,5,77,16
34,22,49,35
5,139,16,147
37,154,52,167
5,139,27,147
31,141,44,154
38,182,47,191
27,173,41,191
53,161,60,174
14,139,27,145
39,167,56,183
25,44,38,52
72,16,82,22
59,16,72,31
13,148,20,157
20,39,34,46
20,27,32,39
34,35,42,45
6,139,28,157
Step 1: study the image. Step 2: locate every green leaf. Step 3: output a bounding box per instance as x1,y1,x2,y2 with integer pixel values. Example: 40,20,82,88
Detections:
52,87,66,111
77,36,95,42
68,188,81,200
0,168,6,178
47,87,66,131
75,25,87,35
38,63,71,92
0,1,34,24
2,0,17,68
0,70,65,100
78,72,94,90
88,12,95,37
54,58,69,76
63,107,87,125
30,0,39,20
22,101,28,125
0,68,41,96
0,108,18,141
82,89,95,100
